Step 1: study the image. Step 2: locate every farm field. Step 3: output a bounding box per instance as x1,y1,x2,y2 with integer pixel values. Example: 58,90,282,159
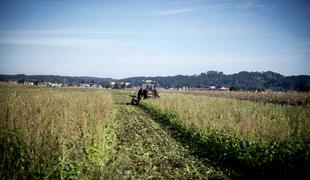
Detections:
107,92,226,179
167,90,310,106
1,85,309,179
140,91,310,178
0,86,116,179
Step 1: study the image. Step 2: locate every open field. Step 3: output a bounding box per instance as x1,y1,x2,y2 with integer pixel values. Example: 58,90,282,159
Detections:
107,92,226,179
165,90,310,106
1,85,309,179
0,86,115,179
141,92,310,177
143,92,310,142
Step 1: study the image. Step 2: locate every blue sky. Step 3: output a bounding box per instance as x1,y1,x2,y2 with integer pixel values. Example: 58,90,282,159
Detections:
0,0,309,78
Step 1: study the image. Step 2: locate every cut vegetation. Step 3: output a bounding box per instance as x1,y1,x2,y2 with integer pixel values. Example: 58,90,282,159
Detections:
107,92,226,179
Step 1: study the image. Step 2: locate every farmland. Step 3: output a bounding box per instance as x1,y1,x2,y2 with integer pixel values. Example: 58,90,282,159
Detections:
0,86,116,179
169,90,310,106
140,92,310,177
0,85,309,179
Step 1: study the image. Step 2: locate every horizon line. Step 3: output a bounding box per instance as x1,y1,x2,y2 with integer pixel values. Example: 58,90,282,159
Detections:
1,70,309,80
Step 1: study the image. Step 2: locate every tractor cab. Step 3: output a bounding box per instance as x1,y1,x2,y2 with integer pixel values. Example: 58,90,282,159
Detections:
131,80,159,105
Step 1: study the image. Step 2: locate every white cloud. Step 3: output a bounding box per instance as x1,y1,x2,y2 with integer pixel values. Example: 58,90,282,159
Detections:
0,30,140,35
0,37,114,46
155,7,198,16
235,1,266,10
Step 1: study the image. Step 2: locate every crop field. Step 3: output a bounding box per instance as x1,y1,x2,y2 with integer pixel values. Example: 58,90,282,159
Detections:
141,92,310,177
169,90,310,106
1,85,309,179
0,86,116,179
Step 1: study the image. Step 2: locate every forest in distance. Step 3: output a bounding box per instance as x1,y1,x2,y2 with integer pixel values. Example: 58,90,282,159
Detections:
1,70,310,91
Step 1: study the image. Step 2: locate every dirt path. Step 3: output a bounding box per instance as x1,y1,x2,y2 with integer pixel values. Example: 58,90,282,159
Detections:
109,93,226,179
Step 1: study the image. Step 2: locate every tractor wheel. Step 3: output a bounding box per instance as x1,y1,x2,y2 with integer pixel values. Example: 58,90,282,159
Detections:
131,98,139,105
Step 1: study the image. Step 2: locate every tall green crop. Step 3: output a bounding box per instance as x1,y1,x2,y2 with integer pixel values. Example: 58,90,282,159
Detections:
0,86,115,179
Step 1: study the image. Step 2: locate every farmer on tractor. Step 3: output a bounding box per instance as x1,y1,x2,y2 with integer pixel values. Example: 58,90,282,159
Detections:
131,80,159,105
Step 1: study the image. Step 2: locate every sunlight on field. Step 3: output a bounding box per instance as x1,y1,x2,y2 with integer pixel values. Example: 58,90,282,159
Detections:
145,92,310,142
141,91,310,177
180,90,310,106
1,87,309,178
0,86,115,179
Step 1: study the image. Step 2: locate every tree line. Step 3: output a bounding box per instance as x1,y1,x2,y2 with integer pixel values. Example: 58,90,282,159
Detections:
1,71,309,91
123,71,310,91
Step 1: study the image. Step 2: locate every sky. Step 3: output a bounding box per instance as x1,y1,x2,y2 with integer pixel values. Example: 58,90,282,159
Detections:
0,0,309,79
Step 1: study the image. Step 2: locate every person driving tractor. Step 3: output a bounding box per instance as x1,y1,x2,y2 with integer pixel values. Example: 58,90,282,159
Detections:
131,80,159,105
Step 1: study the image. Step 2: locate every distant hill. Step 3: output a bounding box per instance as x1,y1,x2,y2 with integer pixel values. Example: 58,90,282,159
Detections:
122,71,310,91
0,74,113,85
1,71,310,91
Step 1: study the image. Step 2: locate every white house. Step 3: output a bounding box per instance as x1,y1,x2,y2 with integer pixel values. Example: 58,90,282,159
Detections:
79,83,90,88
209,86,216,90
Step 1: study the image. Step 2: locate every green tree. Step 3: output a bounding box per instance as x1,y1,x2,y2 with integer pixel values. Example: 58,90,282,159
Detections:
101,81,111,88
114,82,121,89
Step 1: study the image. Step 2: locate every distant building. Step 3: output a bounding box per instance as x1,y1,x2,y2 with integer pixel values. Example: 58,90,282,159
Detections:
8,80,17,85
209,86,216,90
89,83,96,88
89,84,102,88
220,87,229,91
51,83,62,87
24,82,34,86
181,86,189,91
122,82,130,88
110,82,116,88
78,83,90,88
37,82,47,87
42,82,62,87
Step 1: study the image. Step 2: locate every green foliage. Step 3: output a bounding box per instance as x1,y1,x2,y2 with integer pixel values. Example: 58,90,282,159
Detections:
1,87,309,179
123,71,310,91
0,86,116,179
140,92,310,178
0,74,113,84
107,92,226,179
178,90,310,106
1,70,310,91
100,80,112,88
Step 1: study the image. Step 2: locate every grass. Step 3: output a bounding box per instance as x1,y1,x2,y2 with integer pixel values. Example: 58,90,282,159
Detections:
0,86,116,179
1,86,309,179
107,91,227,179
140,92,310,178
143,92,310,142
167,90,310,106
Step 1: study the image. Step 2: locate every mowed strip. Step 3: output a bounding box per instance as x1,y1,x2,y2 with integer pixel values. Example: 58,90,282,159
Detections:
111,93,226,179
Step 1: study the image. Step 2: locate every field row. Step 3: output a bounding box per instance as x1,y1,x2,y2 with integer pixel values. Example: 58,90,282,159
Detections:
168,90,310,106
108,92,225,179
144,93,310,142
140,93,310,177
